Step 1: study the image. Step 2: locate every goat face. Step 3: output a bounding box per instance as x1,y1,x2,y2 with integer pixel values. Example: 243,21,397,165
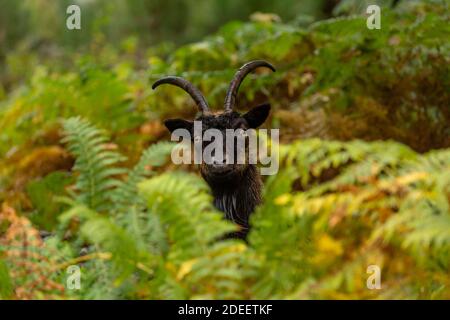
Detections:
166,104,270,182
153,61,275,184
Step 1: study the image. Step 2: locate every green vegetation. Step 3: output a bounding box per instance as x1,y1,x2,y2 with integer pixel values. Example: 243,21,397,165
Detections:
0,0,449,299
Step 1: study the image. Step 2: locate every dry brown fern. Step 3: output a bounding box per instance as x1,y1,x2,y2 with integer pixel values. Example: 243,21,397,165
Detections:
0,203,66,299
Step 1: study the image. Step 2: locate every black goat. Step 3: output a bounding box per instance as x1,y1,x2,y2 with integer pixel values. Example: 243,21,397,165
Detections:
152,60,275,239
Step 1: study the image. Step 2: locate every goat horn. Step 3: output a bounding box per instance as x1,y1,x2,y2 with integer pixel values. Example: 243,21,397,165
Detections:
152,76,210,114
224,60,275,112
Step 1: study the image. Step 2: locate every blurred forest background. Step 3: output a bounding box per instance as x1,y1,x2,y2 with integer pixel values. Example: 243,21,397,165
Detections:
0,0,449,299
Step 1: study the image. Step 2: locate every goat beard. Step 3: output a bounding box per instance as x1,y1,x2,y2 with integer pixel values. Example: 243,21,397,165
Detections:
201,164,262,239
200,163,248,185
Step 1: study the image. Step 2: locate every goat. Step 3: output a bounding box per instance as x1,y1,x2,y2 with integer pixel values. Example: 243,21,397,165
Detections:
152,60,275,239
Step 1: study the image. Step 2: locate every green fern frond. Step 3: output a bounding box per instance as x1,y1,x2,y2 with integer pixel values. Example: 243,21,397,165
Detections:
60,204,156,283
111,141,174,214
254,139,450,299
139,172,236,263
139,172,250,299
62,117,126,212
0,259,13,299
111,141,174,254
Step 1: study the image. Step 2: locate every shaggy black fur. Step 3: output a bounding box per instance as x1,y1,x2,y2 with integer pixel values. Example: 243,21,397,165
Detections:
202,164,262,239
164,104,270,240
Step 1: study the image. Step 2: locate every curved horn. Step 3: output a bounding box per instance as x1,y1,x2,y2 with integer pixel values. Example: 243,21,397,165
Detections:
224,60,275,112
152,76,210,114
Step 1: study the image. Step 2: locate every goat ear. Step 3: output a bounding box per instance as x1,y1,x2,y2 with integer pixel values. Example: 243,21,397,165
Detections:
164,118,194,135
243,103,271,128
